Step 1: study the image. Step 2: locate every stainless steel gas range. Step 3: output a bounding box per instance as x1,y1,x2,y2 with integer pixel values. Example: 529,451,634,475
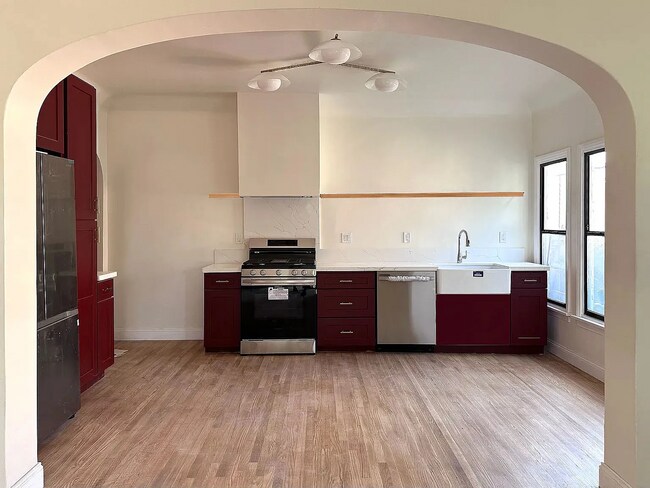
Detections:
240,238,317,355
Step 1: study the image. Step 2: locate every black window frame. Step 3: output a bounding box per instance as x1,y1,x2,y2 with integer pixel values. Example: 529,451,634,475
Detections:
540,157,568,307
584,148,606,320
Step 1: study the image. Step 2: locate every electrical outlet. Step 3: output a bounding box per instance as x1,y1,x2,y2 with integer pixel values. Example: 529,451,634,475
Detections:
403,232,412,244
499,231,507,244
234,233,244,245
341,232,352,244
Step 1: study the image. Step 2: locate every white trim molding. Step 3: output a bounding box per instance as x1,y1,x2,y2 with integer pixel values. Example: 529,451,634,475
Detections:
11,463,43,488
599,463,632,488
547,340,604,381
115,328,203,341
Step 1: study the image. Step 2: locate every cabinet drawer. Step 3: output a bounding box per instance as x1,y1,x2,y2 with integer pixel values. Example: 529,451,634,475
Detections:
318,289,375,318
204,273,240,290
511,271,547,289
318,318,374,348
317,272,376,289
97,279,114,301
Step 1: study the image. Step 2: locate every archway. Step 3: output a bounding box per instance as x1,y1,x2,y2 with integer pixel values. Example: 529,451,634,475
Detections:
2,8,636,487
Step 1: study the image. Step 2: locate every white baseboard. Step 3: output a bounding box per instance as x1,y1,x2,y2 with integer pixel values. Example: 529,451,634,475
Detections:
115,328,203,341
547,339,604,381
599,463,633,488
11,463,43,488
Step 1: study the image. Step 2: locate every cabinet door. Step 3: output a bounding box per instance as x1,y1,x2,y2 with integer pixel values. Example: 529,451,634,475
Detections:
76,220,98,391
510,289,547,345
204,290,240,351
66,75,97,221
36,82,65,154
436,294,511,345
98,297,115,371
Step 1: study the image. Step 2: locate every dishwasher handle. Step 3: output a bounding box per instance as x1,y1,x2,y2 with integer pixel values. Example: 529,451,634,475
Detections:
378,275,435,282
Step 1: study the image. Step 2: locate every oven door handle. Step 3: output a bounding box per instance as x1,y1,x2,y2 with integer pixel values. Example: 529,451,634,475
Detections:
241,278,317,287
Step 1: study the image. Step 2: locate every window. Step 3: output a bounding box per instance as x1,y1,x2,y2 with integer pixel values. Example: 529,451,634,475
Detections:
540,158,567,306
584,148,605,319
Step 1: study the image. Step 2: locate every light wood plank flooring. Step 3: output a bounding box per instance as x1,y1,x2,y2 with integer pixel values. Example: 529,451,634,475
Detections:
39,341,603,488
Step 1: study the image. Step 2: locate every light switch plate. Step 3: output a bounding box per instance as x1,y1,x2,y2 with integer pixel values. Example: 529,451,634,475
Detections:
403,232,412,244
499,231,507,244
341,232,352,244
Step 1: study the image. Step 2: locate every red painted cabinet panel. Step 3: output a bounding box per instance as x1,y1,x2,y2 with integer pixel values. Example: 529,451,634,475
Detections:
317,289,376,318
318,317,375,349
66,75,97,221
98,295,115,371
317,272,376,351
318,272,376,289
76,220,98,391
204,288,240,351
436,294,511,346
36,82,65,154
78,295,98,389
510,289,547,345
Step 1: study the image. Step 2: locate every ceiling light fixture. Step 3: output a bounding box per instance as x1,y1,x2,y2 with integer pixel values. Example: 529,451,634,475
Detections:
247,72,291,92
247,34,405,93
365,72,406,93
308,34,362,65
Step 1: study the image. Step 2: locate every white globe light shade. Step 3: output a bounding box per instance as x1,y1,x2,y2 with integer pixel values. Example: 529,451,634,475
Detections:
248,73,290,92
309,36,362,65
365,72,406,93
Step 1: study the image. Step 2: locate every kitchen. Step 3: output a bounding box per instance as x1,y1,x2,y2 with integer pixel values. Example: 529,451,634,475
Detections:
35,30,605,487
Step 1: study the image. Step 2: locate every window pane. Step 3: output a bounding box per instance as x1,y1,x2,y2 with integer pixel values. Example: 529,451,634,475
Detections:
542,233,566,304
588,151,606,232
543,161,567,231
586,235,605,316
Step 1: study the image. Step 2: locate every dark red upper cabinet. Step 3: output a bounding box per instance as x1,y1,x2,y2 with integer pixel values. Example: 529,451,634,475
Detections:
65,75,97,221
36,82,65,154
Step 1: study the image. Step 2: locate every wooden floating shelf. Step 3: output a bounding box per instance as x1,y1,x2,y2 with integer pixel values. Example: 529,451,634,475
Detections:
319,191,525,199
209,192,525,199
208,193,241,199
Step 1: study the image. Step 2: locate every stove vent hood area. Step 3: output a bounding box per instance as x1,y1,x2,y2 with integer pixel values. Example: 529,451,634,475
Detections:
237,92,320,197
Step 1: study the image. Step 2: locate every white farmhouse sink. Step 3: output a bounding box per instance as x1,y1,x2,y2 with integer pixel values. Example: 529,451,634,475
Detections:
437,263,511,295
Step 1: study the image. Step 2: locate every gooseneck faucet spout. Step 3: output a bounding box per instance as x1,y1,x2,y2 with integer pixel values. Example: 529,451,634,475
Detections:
457,229,470,263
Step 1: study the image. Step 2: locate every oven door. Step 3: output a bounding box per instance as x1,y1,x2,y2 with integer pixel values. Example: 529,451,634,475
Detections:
241,282,317,340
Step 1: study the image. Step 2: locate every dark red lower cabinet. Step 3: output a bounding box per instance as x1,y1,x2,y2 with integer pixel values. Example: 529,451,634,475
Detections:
436,294,511,346
97,279,115,371
510,288,547,345
318,317,375,350
204,289,240,351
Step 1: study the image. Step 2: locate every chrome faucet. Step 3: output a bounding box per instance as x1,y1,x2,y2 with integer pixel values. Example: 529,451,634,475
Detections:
457,229,470,263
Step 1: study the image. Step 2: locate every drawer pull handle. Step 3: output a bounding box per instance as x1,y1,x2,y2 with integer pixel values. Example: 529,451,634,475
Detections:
523,279,538,283
214,280,230,284
518,336,541,340
339,279,353,283
339,302,354,306
340,330,354,334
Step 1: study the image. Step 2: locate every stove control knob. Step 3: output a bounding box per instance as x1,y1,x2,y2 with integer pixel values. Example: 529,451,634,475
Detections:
260,270,266,276
301,270,308,276
291,270,298,276
250,270,256,276
276,270,282,276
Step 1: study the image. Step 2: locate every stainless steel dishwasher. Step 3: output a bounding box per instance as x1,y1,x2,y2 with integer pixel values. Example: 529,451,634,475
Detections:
377,271,436,351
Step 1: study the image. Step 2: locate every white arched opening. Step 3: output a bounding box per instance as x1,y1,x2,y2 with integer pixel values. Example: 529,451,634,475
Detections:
2,9,636,487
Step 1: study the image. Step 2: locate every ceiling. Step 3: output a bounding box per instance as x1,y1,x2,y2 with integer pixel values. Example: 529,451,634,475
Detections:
79,30,584,115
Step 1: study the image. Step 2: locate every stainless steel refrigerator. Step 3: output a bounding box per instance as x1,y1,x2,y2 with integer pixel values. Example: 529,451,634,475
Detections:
36,152,80,443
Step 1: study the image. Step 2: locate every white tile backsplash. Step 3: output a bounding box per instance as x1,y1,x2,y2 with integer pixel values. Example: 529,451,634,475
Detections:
243,198,319,241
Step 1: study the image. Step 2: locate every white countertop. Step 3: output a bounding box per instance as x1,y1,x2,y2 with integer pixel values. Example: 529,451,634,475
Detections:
97,271,117,281
203,262,548,273
202,263,242,273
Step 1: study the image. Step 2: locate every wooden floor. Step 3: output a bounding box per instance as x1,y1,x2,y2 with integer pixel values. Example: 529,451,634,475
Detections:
39,342,604,488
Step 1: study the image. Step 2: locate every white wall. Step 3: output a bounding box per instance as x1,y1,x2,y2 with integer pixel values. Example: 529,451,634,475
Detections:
107,94,243,340
532,91,605,380
319,95,532,262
